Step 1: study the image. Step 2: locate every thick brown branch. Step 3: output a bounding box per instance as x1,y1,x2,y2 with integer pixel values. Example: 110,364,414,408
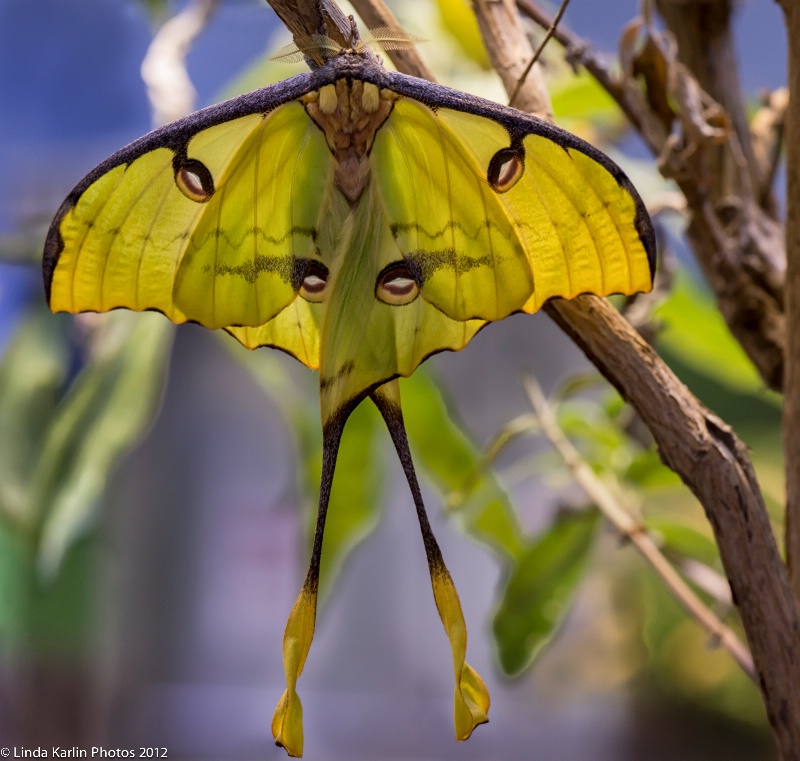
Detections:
265,0,351,65
654,0,760,197
471,0,552,119
652,0,786,390
545,298,800,756
777,2,800,610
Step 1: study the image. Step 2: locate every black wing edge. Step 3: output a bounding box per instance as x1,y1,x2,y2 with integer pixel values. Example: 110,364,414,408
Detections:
372,67,658,284
42,72,317,305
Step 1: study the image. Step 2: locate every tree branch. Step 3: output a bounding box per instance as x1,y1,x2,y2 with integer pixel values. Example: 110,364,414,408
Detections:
516,0,786,392
472,0,552,119
776,1,800,611
544,297,800,756
265,0,351,65
654,0,761,200
347,0,434,79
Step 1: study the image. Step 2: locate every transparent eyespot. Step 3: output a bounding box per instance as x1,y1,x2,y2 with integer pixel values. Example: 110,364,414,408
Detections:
299,261,329,302
487,148,524,193
175,159,214,202
376,263,419,305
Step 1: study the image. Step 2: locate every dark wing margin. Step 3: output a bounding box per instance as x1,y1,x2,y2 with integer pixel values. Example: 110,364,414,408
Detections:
42,72,317,303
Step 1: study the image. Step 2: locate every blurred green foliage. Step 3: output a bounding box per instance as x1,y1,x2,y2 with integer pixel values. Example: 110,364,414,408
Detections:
0,307,172,577
0,303,172,664
655,271,777,397
136,0,171,25
403,370,526,560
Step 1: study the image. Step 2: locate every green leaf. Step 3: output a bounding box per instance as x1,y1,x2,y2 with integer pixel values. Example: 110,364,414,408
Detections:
493,508,600,676
646,517,720,568
401,370,525,561
654,271,769,396
624,449,681,489
32,312,174,577
557,399,626,450
0,520,95,656
0,520,30,646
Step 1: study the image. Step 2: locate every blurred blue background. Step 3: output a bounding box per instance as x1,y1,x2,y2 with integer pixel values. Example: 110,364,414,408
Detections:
0,1,787,758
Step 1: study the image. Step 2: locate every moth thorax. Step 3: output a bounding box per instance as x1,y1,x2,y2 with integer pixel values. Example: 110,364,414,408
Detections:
303,79,395,204
313,80,382,117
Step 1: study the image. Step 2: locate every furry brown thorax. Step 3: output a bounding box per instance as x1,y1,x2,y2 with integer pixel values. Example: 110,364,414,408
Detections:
302,79,396,204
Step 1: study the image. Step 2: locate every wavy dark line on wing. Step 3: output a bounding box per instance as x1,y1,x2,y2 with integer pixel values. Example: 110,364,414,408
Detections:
405,248,496,280
390,218,532,244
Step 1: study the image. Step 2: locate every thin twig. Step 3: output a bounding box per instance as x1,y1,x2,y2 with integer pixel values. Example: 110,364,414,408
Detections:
522,375,755,679
508,0,570,107
445,413,540,509
515,0,631,120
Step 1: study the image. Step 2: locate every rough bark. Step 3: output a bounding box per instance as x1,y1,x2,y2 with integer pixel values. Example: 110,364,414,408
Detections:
654,0,786,397
265,0,351,64
776,0,800,609
545,298,800,759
